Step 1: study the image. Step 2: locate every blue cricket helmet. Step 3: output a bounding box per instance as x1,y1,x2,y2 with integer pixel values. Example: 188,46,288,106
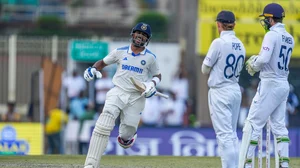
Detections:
259,3,285,18
131,22,152,39
259,3,285,32
130,22,152,47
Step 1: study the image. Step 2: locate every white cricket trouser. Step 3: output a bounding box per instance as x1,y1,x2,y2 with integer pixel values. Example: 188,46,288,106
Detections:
84,86,145,168
247,79,289,140
208,84,241,168
245,79,290,166
104,86,146,139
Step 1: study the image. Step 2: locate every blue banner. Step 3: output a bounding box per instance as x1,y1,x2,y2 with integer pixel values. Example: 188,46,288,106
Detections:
99,127,300,157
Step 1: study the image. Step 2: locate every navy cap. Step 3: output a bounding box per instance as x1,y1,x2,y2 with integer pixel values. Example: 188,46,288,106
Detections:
259,3,285,18
216,10,235,23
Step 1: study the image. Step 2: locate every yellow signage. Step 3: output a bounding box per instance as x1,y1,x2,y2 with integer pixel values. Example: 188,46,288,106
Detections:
197,0,300,57
198,22,300,56
0,123,43,155
199,0,300,21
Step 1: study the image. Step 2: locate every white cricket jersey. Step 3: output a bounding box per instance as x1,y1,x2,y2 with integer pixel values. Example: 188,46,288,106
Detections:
203,31,246,88
103,44,160,92
252,23,294,80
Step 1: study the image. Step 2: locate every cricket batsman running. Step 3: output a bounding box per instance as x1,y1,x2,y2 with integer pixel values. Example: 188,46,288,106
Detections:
239,3,294,168
83,22,161,168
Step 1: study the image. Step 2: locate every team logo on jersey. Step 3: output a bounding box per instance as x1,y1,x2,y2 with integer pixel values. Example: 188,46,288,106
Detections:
123,57,128,60
141,60,146,65
141,24,147,30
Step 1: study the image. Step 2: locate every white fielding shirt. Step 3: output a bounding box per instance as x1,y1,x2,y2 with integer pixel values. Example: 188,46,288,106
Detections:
103,44,160,92
202,31,246,88
252,23,294,80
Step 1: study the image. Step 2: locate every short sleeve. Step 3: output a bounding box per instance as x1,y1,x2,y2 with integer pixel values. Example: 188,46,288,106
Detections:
203,39,221,67
149,59,160,76
103,49,118,65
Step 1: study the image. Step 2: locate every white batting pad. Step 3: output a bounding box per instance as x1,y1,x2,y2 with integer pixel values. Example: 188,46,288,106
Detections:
238,120,253,168
84,132,108,168
84,112,116,168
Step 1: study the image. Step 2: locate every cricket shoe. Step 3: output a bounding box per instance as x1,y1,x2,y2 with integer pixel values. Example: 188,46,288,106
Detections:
280,161,289,168
117,133,137,149
244,163,252,168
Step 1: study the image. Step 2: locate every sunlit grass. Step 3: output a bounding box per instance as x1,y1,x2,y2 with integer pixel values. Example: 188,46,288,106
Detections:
0,155,299,168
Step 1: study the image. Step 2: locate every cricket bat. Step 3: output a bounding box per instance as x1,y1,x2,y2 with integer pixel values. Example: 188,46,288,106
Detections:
130,77,169,99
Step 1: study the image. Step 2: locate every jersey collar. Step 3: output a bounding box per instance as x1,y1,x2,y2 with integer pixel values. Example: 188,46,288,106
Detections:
270,23,285,31
220,30,235,37
128,44,147,56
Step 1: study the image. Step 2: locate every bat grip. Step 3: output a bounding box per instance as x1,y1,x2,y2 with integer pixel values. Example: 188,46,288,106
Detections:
155,92,169,99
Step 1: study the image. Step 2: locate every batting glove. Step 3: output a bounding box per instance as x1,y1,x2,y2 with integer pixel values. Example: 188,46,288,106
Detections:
142,81,156,98
84,67,102,82
245,55,258,76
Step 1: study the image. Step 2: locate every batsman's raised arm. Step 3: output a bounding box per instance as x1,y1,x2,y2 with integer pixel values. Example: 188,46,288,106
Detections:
92,60,108,71
83,65,103,82
83,49,118,82
83,60,107,81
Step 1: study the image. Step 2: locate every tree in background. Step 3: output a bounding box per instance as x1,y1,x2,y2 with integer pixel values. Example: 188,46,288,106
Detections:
135,11,168,40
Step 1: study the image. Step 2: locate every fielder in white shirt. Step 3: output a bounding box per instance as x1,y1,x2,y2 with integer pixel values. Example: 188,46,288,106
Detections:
83,22,162,168
202,10,245,168
63,70,86,99
239,3,294,168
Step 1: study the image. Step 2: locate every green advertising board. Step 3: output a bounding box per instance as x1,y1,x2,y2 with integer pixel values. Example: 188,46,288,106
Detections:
69,40,109,62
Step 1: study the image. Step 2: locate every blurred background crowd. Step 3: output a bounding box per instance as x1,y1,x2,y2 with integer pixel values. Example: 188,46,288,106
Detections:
0,0,299,156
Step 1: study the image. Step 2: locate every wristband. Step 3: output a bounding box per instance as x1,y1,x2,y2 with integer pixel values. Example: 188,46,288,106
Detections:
92,66,98,70
152,77,160,86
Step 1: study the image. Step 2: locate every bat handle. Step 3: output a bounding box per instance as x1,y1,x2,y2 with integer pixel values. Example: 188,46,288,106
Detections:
155,92,169,99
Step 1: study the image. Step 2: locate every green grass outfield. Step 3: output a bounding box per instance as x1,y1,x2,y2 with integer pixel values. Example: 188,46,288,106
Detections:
0,155,299,168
